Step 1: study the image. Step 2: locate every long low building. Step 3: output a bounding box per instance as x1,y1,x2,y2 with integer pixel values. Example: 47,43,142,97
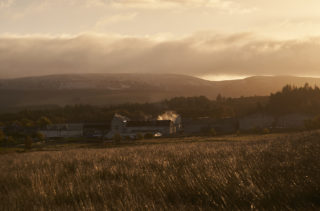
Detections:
83,123,111,138
126,120,175,135
40,124,83,138
183,117,237,135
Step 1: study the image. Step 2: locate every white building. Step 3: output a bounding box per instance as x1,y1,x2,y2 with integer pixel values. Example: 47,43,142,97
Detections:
111,114,129,134
107,114,176,139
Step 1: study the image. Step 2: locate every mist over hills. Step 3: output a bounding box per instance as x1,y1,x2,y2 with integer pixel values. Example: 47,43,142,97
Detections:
1,73,320,111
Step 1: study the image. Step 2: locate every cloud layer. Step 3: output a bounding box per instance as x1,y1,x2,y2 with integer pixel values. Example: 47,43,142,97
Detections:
1,33,320,78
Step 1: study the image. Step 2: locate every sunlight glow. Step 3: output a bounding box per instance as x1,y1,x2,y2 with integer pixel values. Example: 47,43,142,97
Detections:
199,74,251,81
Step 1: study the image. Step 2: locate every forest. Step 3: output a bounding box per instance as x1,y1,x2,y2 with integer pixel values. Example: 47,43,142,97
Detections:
1,84,320,127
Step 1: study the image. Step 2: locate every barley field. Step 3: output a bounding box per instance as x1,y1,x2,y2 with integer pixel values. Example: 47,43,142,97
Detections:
0,132,319,210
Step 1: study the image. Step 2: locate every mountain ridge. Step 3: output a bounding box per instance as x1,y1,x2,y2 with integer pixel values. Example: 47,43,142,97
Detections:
1,73,320,110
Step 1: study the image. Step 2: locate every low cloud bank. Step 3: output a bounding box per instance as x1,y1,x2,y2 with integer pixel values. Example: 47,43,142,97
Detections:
1,32,320,78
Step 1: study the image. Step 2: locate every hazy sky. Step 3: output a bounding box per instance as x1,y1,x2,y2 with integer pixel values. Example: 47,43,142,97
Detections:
1,0,320,79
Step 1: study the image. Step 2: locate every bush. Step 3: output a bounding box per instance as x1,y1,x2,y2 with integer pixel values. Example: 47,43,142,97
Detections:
136,133,144,140
236,130,241,136
37,116,52,128
6,136,15,145
124,136,132,141
0,131,16,147
34,132,45,142
252,126,262,134
113,133,122,143
305,116,320,130
210,128,217,136
144,133,154,139
0,130,5,144
263,128,270,134
24,136,33,150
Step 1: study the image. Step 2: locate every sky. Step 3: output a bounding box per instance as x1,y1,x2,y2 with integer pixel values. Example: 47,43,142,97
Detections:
1,0,320,80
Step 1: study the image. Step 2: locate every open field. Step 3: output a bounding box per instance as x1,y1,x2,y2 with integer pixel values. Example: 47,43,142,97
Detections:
0,132,320,210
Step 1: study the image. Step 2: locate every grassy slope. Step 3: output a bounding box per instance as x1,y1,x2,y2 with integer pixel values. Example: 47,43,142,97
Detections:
0,132,319,210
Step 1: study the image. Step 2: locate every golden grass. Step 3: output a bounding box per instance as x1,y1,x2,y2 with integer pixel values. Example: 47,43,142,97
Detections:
0,132,319,210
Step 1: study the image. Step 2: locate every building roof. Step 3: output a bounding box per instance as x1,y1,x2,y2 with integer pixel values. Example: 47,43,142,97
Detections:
113,113,129,122
126,120,172,127
46,124,83,131
84,123,110,130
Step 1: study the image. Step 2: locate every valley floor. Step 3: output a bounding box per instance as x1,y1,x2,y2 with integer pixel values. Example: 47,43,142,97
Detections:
0,132,319,210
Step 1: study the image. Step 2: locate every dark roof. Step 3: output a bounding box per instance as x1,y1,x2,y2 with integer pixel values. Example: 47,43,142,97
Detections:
84,123,111,129
126,120,172,127
46,124,83,131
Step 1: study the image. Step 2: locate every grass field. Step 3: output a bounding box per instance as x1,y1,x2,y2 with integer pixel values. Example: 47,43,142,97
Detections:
0,132,319,210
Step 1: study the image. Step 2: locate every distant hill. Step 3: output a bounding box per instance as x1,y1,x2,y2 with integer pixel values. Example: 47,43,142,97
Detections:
213,75,320,97
1,73,320,111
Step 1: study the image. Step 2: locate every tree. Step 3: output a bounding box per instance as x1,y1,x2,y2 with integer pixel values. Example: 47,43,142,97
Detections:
12,120,22,127
37,116,52,129
305,115,320,130
34,132,45,142
21,119,35,128
6,136,15,145
210,128,217,136
216,94,224,102
0,130,5,146
24,136,33,150
268,84,320,115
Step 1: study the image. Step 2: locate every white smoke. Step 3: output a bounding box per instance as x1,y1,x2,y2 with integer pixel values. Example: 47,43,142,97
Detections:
157,111,179,122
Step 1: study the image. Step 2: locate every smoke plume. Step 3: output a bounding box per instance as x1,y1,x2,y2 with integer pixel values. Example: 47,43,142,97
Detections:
157,111,179,122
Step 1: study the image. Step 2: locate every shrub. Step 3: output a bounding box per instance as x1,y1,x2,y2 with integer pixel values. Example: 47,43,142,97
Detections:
252,126,262,134
123,136,130,140
144,133,154,139
24,136,33,150
236,130,241,136
136,133,144,140
34,132,45,142
305,115,320,130
37,116,52,128
210,128,217,136
263,128,270,134
0,130,5,144
113,133,122,143
6,136,15,145
0,131,15,147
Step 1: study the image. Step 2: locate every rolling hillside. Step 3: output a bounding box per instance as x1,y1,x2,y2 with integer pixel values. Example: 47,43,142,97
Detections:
1,73,320,111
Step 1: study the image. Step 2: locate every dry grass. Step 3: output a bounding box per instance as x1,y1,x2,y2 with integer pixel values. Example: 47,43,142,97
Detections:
0,132,319,210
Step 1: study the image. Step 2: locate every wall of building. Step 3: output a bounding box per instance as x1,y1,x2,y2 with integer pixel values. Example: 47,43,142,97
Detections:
40,130,83,138
239,114,274,130
126,126,172,135
276,114,312,129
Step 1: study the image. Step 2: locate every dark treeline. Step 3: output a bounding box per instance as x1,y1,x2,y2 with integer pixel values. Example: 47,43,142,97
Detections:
0,96,267,126
268,84,320,115
1,84,320,126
